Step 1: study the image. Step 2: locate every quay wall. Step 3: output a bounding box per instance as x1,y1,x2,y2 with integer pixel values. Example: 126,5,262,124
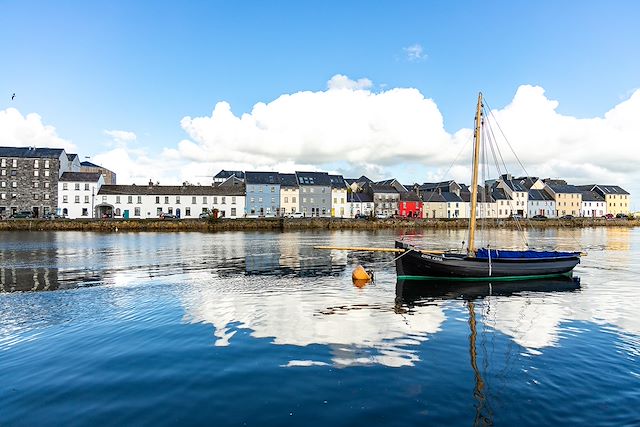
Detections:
0,217,638,232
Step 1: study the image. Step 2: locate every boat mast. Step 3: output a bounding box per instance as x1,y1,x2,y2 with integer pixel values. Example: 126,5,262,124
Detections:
468,92,483,256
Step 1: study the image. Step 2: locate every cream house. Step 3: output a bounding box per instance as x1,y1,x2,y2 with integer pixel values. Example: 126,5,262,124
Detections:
582,185,631,216
329,174,348,218
543,183,582,217
421,192,449,219
279,173,299,216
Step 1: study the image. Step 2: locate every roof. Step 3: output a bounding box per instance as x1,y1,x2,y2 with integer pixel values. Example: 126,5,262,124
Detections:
98,184,245,196
400,192,421,202
421,192,446,203
347,192,373,203
528,189,554,201
328,174,347,189
296,171,331,186
500,176,527,192
546,183,582,194
80,161,104,168
581,191,605,202
278,173,299,188
218,176,245,190
67,153,79,161
491,187,510,200
593,185,630,195
0,146,65,159
419,181,460,191
244,171,280,185
59,172,102,182
460,186,493,203
214,170,245,179
368,184,399,193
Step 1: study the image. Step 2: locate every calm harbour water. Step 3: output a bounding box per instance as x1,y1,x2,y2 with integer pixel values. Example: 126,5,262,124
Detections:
0,228,639,426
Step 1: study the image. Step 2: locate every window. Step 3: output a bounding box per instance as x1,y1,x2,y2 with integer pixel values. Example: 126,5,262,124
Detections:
63,183,68,190
157,207,162,216
75,195,80,203
0,170,4,176
333,197,337,203
271,186,275,193
11,193,16,199
116,196,121,204
11,181,16,188
176,196,180,204
0,159,4,167
231,208,236,216
284,196,289,203
85,196,90,203
34,160,39,168
0,193,5,199
258,197,263,203
250,197,255,203
192,196,196,204
232,196,236,204
44,170,49,177
128,196,133,204
12,159,17,167
137,196,142,204
102,196,107,202
74,183,80,190
82,208,88,216
203,196,207,204
63,195,68,203
0,181,4,187
11,170,17,176
292,197,296,203
156,196,160,204
115,208,121,216
213,197,218,204
168,207,173,214
44,194,49,200
85,183,90,190
165,196,169,204
221,197,226,204
185,207,191,216
44,182,49,188
134,207,141,216
44,160,49,168
33,181,39,188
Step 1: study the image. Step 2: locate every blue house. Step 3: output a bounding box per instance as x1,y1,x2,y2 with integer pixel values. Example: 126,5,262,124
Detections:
244,171,281,216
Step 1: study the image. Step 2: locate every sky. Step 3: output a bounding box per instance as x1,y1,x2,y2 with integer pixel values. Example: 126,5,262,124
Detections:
1,1,639,209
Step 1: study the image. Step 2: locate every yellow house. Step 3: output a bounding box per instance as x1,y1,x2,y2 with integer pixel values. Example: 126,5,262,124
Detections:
279,173,299,216
588,185,631,216
544,183,582,217
329,174,348,218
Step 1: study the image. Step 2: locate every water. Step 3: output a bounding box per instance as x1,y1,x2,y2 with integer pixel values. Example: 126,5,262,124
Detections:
0,228,639,426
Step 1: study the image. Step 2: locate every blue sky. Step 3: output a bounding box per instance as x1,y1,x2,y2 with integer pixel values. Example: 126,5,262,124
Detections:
1,1,640,204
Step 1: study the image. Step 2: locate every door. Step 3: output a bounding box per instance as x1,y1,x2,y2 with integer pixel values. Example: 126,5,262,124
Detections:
123,209,129,219
176,208,181,219
33,207,39,218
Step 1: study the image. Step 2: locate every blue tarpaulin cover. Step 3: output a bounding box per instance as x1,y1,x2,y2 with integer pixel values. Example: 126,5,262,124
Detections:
476,248,580,259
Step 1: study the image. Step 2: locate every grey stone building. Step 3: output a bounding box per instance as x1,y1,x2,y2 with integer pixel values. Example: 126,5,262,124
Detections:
296,171,331,217
0,146,78,218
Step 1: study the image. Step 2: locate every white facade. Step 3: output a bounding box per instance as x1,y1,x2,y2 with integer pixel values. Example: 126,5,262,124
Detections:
581,200,605,218
331,188,348,218
58,174,104,218
348,200,374,217
96,186,245,219
280,187,299,215
528,199,557,218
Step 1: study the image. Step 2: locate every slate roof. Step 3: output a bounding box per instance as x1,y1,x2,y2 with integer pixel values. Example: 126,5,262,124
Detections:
592,185,630,195
59,172,102,182
98,185,244,196
67,153,79,161
81,161,103,168
368,184,398,193
500,176,527,191
0,146,65,159
328,174,347,189
491,187,510,200
420,192,447,203
218,176,245,190
419,181,460,192
347,192,373,203
460,186,493,203
400,192,421,202
214,170,245,180
245,171,280,185
546,183,582,194
295,171,331,186
528,189,554,201
581,191,605,202
278,173,299,188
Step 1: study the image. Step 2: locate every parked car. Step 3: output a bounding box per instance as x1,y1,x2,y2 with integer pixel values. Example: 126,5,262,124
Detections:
10,211,33,219
43,213,62,220
560,214,574,220
354,213,368,219
289,212,304,218
160,213,177,219
616,213,629,219
199,212,211,219
511,214,524,220
375,213,388,219
602,213,614,219
532,215,547,220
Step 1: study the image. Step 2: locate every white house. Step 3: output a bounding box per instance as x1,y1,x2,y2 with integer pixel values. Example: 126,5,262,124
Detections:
580,190,606,218
279,173,299,216
96,184,245,219
58,172,104,218
497,174,529,217
347,192,374,218
527,189,556,218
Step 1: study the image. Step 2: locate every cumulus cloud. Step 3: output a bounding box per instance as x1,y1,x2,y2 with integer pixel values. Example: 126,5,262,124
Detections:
104,129,137,145
403,44,427,62
0,108,76,152
327,74,373,90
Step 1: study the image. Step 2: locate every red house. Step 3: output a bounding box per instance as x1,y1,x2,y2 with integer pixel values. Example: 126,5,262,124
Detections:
398,192,423,218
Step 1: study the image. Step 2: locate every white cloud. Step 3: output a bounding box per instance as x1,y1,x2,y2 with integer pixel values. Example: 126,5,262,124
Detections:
403,44,427,62
104,129,137,143
0,108,76,152
327,74,373,90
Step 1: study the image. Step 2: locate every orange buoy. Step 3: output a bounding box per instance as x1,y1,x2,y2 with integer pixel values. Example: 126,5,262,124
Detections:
352,265,373,282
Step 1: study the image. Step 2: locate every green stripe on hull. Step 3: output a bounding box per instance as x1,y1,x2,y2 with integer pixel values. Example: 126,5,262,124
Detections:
397,271,573,282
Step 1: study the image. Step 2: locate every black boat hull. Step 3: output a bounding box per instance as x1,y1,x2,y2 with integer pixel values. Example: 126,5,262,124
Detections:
395,241,580,281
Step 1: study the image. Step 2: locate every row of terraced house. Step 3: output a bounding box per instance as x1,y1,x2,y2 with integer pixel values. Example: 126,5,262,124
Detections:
0,146,632,219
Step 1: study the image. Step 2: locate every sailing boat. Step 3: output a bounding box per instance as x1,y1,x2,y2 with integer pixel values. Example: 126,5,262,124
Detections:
395,93,581,281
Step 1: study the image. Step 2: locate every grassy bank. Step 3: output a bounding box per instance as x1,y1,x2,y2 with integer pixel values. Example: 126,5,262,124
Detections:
0,217,638,232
